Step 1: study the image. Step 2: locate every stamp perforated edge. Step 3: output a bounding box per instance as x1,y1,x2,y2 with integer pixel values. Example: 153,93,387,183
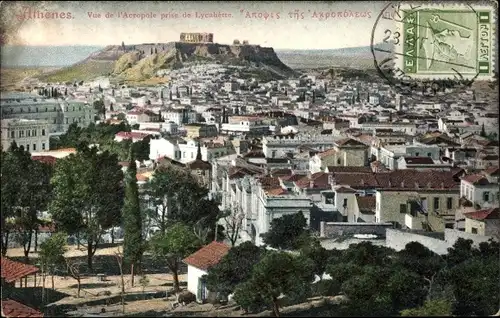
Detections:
392,1,498,81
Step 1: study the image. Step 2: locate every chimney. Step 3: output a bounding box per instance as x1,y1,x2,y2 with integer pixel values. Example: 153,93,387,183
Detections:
309,180,314,188
415,182,419,189
328,173,336,185
427,182,432,188
388,180,392,188
441,182,444,189
360,179,365,186
401,181,405,188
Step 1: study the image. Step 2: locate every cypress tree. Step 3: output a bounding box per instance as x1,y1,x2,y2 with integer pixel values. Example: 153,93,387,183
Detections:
480,123,487,137
122,149,143,287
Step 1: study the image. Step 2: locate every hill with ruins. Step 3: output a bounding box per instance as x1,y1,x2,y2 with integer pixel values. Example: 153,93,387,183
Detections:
37,41,297,84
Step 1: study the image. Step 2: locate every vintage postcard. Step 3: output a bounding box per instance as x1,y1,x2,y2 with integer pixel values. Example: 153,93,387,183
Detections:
0,1,499,318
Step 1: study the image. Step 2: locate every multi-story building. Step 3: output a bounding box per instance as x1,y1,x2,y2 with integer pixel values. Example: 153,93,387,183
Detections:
262,134,342,159
1,118,50,152
220,116,270,136
0,92,94,135
184,123,218,139
149,137,232,163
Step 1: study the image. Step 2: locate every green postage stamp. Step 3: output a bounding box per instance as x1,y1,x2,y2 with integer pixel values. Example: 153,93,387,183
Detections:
397,2,497,79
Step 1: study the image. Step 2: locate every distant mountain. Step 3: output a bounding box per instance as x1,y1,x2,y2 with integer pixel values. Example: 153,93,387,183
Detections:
276,43,394,69
29,42,297,83
1,45,105,67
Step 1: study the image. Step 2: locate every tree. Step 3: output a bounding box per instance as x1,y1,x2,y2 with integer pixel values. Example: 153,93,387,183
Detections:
66,258,85,298
480,123,487,137
262,211,308,250
1,145,53,262
221,207,244,247
143,165,220,234
400,299,452,316
39,232,67,292
131,136,151,161
148,223,202,291
204,242,264,300
93,99,105,117
233,251,315,317
122,150,143,287
50,145,124,270
298,236,330,280
114,250,126,314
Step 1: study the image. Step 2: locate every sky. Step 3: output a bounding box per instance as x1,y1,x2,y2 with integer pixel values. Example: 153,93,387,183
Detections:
1,1,388,50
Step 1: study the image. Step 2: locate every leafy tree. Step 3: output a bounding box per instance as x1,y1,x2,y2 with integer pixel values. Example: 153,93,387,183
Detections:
93,99,105,117
148,222,202,291
131,136,151,161
1,144,53,261
39,232,67,290
233,251,315,317
143,165,220,236
122,150,143,287
50,145,124,270
298,236,330,280
262,211,308,250
400,299,453,316
204,242,264,300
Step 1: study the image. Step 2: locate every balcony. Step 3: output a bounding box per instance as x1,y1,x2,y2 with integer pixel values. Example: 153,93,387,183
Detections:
405,213,424,230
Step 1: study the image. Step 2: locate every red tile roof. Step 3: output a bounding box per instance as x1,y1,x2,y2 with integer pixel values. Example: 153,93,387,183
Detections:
115,131,152,140
1,299,43,317
461,174,490,185
464,208,500,220
1,257,39,283
356,196,376,213
484,166,499,176
183,241,230,271
403,157,435,165
31,156,57,165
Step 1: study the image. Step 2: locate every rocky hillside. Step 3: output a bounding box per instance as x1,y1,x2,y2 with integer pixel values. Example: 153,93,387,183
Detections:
37,42,296,83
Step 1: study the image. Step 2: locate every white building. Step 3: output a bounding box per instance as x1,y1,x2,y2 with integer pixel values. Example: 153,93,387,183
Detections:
1,118,50,152
183,242,230,303
0,92,95,135
149,137,230,163
220,116,270,136
164,109,197,126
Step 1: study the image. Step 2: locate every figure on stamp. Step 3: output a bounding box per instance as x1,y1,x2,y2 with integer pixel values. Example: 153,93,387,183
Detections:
421,19,473,69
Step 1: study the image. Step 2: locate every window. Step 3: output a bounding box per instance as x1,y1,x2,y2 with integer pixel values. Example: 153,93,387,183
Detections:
19,130,24,138
36,108,38,112
471,227,478,234
415,152,420,156
447,197,453,209
45,107,47,112
32,129,37,137
427,152,432,157
26,144,30,151
33,144,36,151
41,129,46,136
343,198,348,208
10,131,14,138
400,204,407,214
433,197,440,210
337,158,341,165
483,192,490,202
445,223,454,229
27,130,31,137
42,143,46,150
53,118,57,124
183,152,186,158
65,118,69,124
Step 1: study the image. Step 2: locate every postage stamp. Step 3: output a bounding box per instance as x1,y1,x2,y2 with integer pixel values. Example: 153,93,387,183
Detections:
395,2,497,80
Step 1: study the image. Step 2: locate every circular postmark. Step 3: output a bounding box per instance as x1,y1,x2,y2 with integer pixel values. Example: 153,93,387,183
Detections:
369,1,495,95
